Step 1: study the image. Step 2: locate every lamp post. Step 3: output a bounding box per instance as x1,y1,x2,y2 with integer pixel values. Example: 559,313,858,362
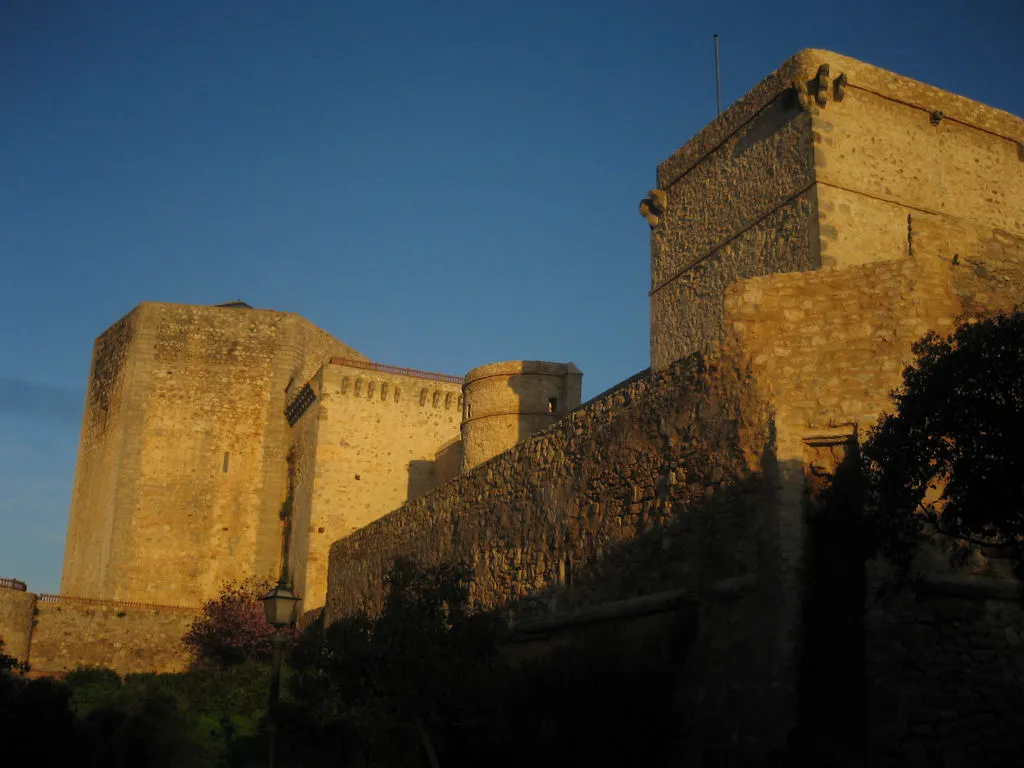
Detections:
263,579,299,768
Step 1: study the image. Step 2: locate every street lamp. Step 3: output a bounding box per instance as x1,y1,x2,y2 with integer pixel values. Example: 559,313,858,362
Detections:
263,579,299,768
263,580,300,628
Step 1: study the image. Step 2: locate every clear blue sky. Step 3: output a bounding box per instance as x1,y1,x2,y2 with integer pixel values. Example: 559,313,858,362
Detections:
1,0,1021,593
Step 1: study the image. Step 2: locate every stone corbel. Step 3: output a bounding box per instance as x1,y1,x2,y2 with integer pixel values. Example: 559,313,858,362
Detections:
811,63,830,108
833,72,848,102
639,188,667,227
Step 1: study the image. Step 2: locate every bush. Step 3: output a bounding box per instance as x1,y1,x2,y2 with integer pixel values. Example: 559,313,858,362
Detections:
183,578,294,667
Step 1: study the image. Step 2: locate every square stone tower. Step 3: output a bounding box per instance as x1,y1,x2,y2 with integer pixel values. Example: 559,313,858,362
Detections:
648,49,1024,370
61,301,365,606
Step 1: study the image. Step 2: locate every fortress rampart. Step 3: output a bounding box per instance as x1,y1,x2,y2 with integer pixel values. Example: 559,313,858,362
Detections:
0,581,193,675
324,50,1024,761
327,351,787,751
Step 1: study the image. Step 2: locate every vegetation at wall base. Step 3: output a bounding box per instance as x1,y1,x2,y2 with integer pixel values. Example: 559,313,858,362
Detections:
861,309,1024,580
182,577,296,667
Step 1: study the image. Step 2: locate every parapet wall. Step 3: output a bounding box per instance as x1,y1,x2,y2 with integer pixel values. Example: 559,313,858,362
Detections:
327,354,804,755
0,585,194,675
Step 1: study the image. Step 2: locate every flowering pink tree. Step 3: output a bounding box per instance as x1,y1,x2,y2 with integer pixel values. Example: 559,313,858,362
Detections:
183,579,296,667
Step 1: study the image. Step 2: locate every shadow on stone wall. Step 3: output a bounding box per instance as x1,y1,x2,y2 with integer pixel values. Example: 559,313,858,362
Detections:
795,442,869,763
406,459,435,502
325,352,804,760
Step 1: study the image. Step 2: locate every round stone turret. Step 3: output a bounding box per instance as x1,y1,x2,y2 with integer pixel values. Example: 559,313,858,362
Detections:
460,360,582,472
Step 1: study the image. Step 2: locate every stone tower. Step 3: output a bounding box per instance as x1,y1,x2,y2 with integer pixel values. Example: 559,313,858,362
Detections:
61,301,365,606
646,49,1024,371
460,360,582,472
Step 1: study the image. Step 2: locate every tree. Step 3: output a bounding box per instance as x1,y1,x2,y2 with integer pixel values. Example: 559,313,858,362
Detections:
286,559,687,768
861,309,1024,574
287,559,506,767
183,578,293,667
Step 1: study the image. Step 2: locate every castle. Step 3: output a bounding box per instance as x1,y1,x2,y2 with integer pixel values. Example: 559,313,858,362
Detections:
59,300,583,611
3,49,1024,762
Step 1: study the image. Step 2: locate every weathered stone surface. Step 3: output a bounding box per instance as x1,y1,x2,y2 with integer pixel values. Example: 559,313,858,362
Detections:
326,353,803,755
289,361,464,609
62,302,365,607
0,587,193,675
461,360,582,472
651,48,1024,371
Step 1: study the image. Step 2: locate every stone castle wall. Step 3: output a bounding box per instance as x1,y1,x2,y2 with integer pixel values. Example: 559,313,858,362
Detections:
289,359,464,609
809,52,1024,275
327,354,804,755
0,585,194,676
61,308,141,601
44,46,1024,762
62,302,365,606
863,547,1024,766
649,79,818,370
726,212,1024,449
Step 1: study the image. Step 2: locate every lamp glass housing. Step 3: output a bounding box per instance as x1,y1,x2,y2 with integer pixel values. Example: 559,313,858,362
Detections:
263,582,299,628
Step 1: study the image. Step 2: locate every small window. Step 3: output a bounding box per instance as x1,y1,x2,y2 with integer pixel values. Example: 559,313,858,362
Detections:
381,382,389,400
367,381,376,399
355,378,363,396
445,393,453,409
548,397,558,414
341,377,350,395
420,388,428,406
394,387,401,403
432,391,440,408
222,452,230,473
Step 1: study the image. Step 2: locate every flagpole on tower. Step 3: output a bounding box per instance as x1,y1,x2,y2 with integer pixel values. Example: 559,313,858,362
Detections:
714,34,722,116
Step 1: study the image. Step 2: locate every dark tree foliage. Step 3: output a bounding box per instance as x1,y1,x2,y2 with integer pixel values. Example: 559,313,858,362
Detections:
1,639,79,762
0,637,29,676
64,663,270,767
287,559,506,767
862,309,1024,574
286,559,688,768
183,577,296,667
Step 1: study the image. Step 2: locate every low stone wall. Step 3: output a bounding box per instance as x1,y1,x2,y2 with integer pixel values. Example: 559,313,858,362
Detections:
29,596,195,675
327,353,803,757
0,587,195,675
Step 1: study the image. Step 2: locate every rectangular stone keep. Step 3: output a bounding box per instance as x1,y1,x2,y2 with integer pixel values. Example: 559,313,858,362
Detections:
61,301,366,607
650,49,1024,371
